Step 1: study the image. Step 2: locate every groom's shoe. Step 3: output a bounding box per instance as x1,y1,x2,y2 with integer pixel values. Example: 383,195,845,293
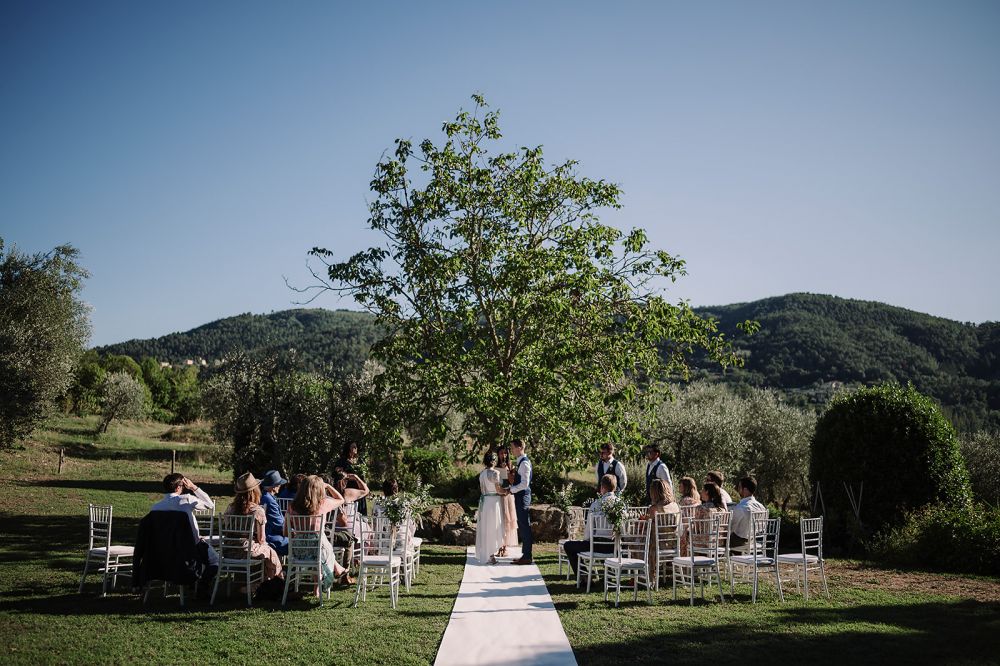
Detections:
512,557,533,565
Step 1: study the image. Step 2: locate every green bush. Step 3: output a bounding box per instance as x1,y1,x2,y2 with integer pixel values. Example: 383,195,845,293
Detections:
811,383,972,551
870,503,1000,576
960,430,1000,506
402,447,454,486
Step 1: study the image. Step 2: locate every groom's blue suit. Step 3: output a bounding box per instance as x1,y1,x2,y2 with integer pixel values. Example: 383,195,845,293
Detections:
510,454,533,561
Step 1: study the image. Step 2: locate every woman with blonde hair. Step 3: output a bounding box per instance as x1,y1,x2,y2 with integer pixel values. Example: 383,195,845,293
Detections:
286,474,352,587
225,472,283,585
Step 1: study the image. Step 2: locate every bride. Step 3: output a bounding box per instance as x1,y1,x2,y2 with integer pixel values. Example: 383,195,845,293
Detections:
475,451,509,564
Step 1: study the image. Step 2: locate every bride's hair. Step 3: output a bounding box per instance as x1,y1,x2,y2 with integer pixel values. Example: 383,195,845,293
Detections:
483,451,497,467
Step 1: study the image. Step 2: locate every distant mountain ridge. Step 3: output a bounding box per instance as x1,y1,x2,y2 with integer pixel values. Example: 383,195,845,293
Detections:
97,294,1000,431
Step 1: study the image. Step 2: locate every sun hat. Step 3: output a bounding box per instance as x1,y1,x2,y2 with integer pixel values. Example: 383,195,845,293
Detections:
260,470,288,490
234,472,261,494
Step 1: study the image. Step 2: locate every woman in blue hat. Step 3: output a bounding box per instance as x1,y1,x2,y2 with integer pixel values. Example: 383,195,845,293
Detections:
260,470,289,556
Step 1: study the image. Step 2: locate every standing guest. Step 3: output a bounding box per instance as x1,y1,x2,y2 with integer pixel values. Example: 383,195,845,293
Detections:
642,444,672,504
705,471,734,505
509,439,534,565
335,442,368,516
677,476,700,508
224,473,283,586
562,474,617,576
595,443,627,496
729,477,767,548
287,474,352,587
277,473,305,501
259,470,289,557
496,445,518,556
152,473,215,540
332,469,371,544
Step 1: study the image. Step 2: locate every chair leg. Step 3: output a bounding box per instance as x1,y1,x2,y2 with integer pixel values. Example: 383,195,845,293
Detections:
774,565,784,602
179,585,186,607
353,570,363,607
210,572,222,605
803,565,810,602
820,560,830,598
78,557,91,594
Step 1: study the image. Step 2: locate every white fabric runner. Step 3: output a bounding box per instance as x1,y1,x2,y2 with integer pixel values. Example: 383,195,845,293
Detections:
434,547,578,666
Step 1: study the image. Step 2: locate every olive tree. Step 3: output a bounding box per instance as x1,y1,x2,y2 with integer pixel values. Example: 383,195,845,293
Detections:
304,96,754,471
98,371,147,433
0,238,90,448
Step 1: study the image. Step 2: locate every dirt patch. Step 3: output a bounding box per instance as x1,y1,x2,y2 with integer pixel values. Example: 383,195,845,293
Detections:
827,560,1000,602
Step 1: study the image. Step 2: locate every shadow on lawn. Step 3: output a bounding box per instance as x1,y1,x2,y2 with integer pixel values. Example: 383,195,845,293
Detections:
569,599,1000,665
23,478,232,497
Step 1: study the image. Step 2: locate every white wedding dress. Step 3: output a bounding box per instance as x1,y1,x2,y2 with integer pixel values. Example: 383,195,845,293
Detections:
475,467,504,564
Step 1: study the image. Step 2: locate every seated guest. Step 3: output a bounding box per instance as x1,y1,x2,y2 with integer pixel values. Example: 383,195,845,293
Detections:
677,476,700,508
562,474,617,576
224,473,283,587
286,474,352,587
680,482,727,555
151,473,215,543
729,477,767,548
277,473,305,500
259,470,289,557
642,478,680,520
705,471,734,505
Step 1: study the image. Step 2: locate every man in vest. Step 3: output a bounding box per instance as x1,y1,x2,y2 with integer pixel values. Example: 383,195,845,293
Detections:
596,443,627,496
643,444,673,505
509,438,534,565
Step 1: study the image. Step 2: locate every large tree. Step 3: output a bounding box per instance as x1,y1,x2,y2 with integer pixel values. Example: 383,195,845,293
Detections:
0,238,91,448
306,96,753,471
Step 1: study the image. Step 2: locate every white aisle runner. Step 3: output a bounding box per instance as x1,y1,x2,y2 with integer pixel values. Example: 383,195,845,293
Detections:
434,547,578,666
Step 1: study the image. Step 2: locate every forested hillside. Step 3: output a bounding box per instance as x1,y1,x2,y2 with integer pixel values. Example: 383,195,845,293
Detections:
697,293,1000,431
97,309,383,376
97,294,1000,431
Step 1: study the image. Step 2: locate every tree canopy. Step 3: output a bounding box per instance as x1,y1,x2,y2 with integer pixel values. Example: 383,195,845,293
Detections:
0,238,90,448
306,96,752,471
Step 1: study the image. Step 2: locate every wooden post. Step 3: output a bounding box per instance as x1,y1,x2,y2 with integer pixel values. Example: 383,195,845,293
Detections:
57,448,65,474
171,449,176,474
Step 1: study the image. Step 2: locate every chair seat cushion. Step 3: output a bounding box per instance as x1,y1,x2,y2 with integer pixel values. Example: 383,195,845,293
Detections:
88,545,134,556
605,557,646,569
672,556,717,566
363,556,402,566
777,553,819,564
731,555,775,565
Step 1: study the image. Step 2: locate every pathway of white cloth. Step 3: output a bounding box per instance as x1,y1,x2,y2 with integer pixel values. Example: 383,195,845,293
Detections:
434,547,578,666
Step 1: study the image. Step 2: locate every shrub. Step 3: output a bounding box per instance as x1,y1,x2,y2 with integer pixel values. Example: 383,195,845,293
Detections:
960,430,1000,506
811,383,972,551
401,447,454,486
870,503,1000,576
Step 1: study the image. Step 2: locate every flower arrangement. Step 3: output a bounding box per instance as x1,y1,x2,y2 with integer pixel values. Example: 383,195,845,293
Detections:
375,481,434,526
600,493,628,536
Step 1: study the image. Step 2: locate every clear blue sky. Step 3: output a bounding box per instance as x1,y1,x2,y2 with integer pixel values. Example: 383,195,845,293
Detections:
3,1,998,347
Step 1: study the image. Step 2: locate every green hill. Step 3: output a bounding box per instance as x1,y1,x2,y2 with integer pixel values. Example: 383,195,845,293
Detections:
97,294,1000,431
696,293,1000,431
97,308,382,376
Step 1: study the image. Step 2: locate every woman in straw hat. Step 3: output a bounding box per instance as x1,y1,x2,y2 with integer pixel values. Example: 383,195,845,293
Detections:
225,472,283,585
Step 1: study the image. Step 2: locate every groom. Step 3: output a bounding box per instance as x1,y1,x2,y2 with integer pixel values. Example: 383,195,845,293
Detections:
508,438,533,565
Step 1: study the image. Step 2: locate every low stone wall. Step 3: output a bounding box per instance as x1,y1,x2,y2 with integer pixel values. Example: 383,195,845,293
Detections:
420,502,570,543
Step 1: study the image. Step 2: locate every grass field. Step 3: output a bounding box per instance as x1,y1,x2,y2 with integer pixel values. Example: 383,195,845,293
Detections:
3,416,1000,665
0,416,466,665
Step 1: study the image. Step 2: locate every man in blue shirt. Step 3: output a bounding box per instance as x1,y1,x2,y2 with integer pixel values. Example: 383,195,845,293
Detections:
259,470,289,557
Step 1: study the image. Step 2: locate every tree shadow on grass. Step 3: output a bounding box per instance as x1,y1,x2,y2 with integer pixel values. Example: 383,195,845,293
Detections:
569,599,1000,666
53,440,211,465
23,478,231,497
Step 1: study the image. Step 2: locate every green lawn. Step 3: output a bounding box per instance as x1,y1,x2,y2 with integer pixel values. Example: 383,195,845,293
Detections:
0,416,466,665
536,545,1000,665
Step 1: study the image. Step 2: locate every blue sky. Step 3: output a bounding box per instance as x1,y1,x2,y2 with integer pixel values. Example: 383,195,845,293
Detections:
2,1,998,346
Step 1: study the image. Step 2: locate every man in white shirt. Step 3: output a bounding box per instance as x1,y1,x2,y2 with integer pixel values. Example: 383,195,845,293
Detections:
151,473,215,539
509,439,534,565
705,470,734,505
642,444,672,504
562,474,617,576
729,477,767,548
595,443,627,496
